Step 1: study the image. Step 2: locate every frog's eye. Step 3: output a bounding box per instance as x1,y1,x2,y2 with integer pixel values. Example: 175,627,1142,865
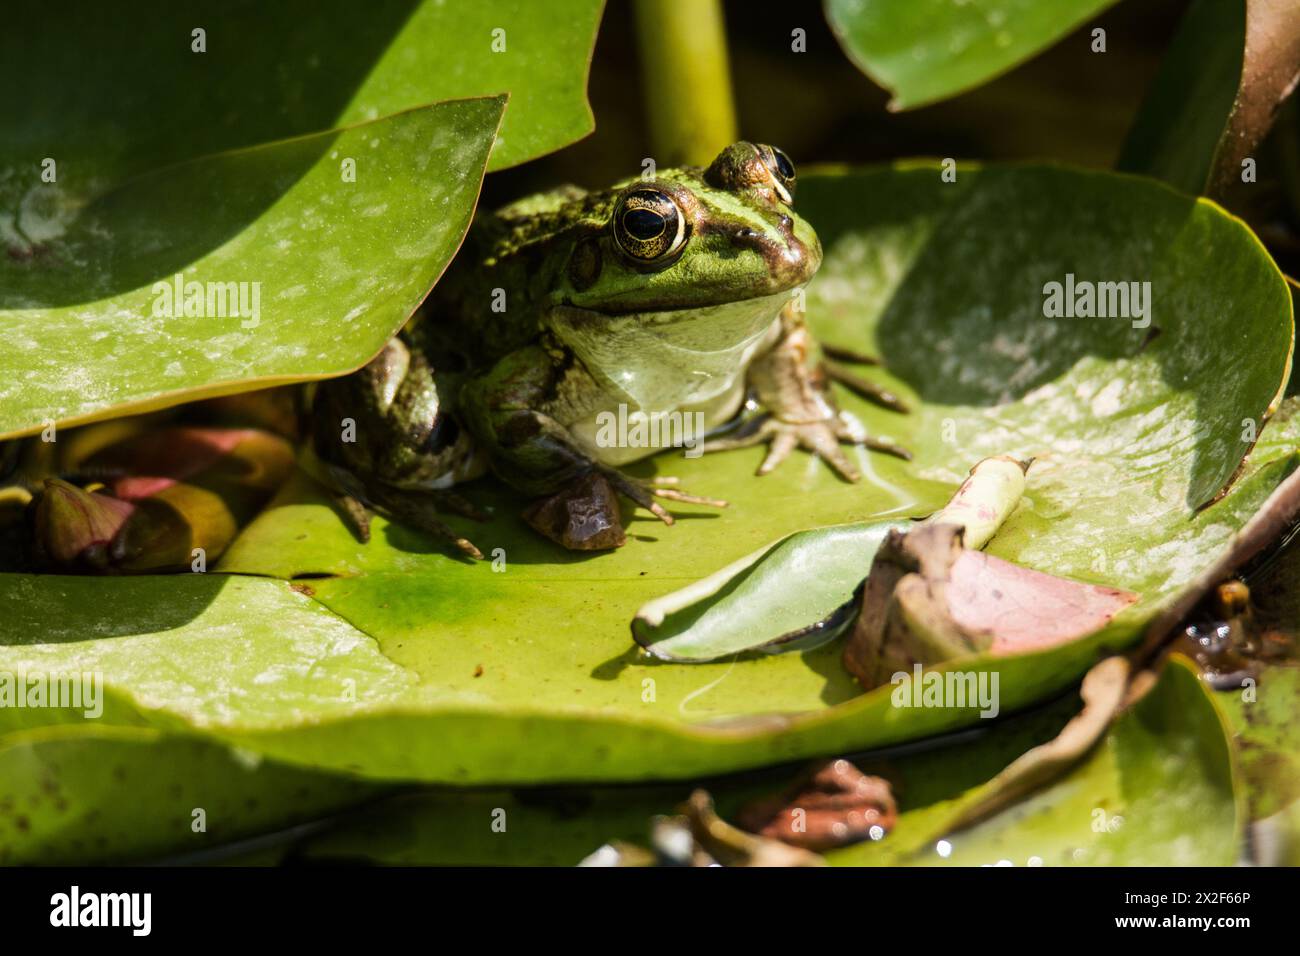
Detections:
758,144,796,203
611,188,687,265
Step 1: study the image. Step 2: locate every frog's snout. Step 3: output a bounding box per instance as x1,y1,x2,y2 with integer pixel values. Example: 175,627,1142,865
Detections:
725,215,820,290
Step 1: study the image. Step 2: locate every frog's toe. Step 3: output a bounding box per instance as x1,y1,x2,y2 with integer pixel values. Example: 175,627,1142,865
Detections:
332,493,373,543
736,418,861,481
601,469,727,525
823,359,910,413
801,422,863,481
602,470,674,524
756,429,801,476
860,436,912,461
647,484,728,508
759,416,921,479
368,486,483,560
833,414,912,462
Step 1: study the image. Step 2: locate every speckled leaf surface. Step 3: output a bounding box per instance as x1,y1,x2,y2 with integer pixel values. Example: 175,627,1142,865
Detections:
0,97,504,439
0,724,383,865
273,658,1235,865
277,694,1078,865
0,0,600,195
824,0,1119,110
0,164,1293,786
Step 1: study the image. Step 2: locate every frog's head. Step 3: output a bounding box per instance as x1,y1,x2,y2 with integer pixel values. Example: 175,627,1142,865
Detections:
557,142,822,317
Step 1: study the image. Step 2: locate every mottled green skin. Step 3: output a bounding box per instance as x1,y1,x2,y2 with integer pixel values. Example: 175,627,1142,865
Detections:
314,141,821,501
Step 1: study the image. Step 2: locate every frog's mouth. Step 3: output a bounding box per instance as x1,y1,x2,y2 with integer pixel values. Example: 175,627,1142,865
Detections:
545,290,794,413
548,288,795,335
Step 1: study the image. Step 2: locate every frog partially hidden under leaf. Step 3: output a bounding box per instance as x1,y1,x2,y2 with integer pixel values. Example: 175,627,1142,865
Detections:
311,142,909,557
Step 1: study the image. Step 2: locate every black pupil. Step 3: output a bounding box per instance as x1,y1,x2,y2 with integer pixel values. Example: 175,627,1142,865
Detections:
773,150,794,180
624,207,665,240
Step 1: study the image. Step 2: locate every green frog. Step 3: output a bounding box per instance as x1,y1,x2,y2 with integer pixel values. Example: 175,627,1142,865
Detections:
311,142,908,557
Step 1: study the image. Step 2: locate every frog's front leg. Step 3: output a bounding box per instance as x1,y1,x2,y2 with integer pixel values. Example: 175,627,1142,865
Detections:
460,346,725,545
703,305,911,481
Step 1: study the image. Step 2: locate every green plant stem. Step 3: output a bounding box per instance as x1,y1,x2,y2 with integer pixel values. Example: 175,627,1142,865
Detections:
634,0,738,167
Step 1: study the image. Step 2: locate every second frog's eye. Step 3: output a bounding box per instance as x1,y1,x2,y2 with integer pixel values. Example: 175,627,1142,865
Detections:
757,144,796,203
611,187,687,265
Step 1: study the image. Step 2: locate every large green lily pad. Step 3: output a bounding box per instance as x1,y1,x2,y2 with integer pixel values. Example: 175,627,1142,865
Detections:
264,695,1079,865
264,657,1235,866
0,658,1233,865
824,0,1119,110
1,0,606,439
0,0,601,191
0,723,383,865
0,164,1293,785
0,97,505,440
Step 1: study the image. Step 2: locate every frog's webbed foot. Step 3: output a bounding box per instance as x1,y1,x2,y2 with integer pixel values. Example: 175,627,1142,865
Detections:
702,414,911,482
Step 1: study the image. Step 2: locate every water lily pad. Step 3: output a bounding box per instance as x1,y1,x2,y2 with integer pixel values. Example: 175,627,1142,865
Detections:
0,97,504,439
275,658,1235,866
0,724,382,865
0,0,600,193
219,693,1082,865
0,164,1293,785
2,0,606,438
824,0,1119,110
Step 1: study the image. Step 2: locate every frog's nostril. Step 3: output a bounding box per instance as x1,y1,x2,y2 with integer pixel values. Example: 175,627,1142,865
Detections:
779,215,792,230
729,227,766,255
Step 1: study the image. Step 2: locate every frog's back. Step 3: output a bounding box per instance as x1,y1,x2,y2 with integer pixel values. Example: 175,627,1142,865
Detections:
416,185,614,367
